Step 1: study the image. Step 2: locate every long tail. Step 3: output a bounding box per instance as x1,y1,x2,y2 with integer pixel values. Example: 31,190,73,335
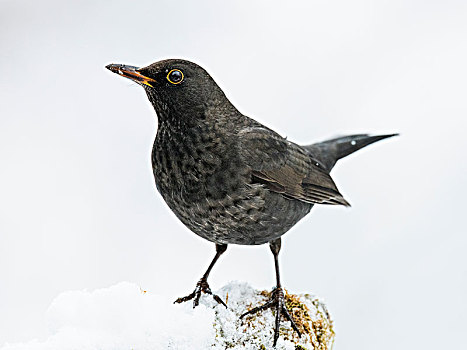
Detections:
304,133,398,171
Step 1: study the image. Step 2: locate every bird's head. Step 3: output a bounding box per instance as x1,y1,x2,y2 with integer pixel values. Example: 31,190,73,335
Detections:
106,59,236,125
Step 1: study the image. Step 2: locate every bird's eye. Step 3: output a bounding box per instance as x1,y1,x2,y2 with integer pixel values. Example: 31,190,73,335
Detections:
167,69,184,85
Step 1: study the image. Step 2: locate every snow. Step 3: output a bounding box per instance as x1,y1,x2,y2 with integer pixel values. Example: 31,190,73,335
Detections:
1,282,333,350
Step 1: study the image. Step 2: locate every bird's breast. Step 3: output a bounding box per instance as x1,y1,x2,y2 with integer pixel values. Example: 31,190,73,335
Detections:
151,124,248,204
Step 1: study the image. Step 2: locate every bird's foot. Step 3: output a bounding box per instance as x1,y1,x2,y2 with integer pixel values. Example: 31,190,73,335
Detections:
174,277,227,308
241,287,301,347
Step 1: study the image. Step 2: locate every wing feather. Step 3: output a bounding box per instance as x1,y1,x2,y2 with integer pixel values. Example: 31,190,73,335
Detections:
239,127,350,206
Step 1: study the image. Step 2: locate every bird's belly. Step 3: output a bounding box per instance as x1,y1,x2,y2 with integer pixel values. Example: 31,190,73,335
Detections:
154,171,312,245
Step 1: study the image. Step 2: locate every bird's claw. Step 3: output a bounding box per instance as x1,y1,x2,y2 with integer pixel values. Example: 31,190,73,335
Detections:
174,277,227,308
241,287,301,346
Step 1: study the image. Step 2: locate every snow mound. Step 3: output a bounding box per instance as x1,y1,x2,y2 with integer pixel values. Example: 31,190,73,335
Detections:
1,282,334,350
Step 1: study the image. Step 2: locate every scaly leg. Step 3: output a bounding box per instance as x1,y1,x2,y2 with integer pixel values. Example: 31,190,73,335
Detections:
241,238,301,347
174,243,227,308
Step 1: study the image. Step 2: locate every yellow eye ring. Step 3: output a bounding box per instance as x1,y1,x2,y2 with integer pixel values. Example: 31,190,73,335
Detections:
167,69,184,84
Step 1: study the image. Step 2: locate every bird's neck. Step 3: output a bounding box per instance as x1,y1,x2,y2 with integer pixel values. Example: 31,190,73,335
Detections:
146,85,244,129
150,99,242,134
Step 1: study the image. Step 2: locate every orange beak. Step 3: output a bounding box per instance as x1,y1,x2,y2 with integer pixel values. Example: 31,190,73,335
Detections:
106,64,156,87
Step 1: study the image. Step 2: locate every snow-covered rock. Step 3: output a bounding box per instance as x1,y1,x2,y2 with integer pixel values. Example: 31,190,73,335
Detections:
1,282,334,350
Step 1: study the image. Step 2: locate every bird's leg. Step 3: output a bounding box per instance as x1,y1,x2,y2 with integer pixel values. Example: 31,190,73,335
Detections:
241,238,301,347
174,243,227,308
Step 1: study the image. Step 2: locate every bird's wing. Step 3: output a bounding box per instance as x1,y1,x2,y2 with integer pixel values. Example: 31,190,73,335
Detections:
238,127,350,206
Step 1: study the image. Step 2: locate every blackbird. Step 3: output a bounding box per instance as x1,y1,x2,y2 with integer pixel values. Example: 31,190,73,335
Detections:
106,59,396,346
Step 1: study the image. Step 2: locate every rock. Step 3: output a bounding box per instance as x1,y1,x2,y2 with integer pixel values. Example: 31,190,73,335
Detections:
208,281,335,350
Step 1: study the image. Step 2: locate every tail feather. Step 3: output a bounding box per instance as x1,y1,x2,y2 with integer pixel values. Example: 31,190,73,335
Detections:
305,133,398,171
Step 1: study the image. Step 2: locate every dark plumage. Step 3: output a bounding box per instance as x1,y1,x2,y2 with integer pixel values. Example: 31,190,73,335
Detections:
106,59,396,346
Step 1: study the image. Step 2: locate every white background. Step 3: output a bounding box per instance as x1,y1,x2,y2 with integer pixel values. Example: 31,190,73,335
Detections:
1,0,466,348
